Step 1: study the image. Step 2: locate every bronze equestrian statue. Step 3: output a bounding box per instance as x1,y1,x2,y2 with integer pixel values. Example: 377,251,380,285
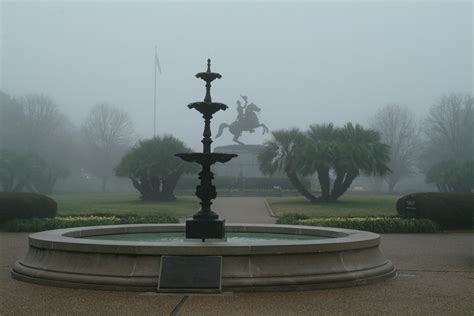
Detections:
215,95,269,145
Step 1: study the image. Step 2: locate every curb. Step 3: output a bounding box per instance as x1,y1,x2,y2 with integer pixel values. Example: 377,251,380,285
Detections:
264,198,280,218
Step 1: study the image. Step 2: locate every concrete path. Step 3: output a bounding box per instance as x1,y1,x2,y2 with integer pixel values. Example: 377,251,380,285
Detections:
211,197,275,224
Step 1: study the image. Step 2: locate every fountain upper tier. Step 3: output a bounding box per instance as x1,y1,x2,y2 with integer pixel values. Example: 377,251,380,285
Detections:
196,58,222,103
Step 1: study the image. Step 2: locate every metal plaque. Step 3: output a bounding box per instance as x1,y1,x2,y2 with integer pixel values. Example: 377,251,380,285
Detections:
158,256,222,292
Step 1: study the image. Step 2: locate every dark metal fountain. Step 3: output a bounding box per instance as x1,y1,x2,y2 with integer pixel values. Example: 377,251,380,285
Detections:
176,59,237,241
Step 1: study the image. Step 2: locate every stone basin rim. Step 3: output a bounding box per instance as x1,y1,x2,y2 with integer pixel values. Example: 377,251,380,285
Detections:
27,223,381,255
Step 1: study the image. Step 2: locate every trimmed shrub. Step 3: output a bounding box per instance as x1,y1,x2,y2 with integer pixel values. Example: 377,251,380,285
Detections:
0,192,57,223
2,213,179,232
298,217,438,233
396,192,473,229
276,212,438,233
176,176,311,191
276,213,310,225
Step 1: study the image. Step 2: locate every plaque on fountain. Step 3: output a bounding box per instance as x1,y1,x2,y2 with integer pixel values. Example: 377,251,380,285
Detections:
158,256,222,292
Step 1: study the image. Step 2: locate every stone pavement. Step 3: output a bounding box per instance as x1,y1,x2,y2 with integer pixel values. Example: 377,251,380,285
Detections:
212,197,275,224
1,197,473,315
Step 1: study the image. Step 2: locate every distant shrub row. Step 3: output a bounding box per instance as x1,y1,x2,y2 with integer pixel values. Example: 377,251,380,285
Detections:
176,176,311,191
0,192,57,223
2,214,179,232
276,213,438,233
396,192,473,229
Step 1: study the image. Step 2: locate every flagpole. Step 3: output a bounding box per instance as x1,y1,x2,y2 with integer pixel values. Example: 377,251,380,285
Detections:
153,46,157,137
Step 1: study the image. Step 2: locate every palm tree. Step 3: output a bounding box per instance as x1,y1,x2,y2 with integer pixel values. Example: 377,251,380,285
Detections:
305,123,338,201
260,124,390,203
328,123,390,201
258,129,319,202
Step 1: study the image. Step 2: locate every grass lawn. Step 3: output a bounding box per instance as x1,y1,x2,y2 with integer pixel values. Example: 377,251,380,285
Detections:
268,194,400,217
50,193,199,218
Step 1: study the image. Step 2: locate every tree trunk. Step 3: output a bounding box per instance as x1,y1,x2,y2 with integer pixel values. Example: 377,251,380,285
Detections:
162,172,181,201
436,183,443,192
387,174,400,193
387,180,396,193
330,171,345,201
13,177,28,192
330,171,357,201
316,167,331,202
286,170,319,202
333,174,356,201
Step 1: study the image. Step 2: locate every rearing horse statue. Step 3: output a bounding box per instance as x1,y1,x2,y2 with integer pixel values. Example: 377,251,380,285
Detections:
216,95,269,145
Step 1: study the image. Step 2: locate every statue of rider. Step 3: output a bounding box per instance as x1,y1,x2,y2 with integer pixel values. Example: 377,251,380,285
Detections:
236,95,248,122
236,100,245,122
215,94,269,144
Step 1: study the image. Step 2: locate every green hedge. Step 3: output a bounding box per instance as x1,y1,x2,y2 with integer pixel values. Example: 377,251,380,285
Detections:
176,176,311,191
2,214,179,232
276,213,310,225
396,192,473,229
276,213,437,233
0,192,57,223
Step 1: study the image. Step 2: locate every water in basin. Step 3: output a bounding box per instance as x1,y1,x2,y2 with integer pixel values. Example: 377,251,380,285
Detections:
83,232,329,242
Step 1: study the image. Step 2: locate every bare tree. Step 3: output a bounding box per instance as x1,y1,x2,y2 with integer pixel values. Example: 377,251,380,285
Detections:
370,104,420,192
18,94,63,150
0,91,25,152
423,93,473,165
82,103,134,191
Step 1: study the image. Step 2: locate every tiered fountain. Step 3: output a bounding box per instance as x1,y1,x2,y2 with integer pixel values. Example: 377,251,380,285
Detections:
175,59,237,241
12,60,395,292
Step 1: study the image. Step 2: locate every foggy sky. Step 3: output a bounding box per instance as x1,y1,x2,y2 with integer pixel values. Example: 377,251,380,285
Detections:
1,1,472,150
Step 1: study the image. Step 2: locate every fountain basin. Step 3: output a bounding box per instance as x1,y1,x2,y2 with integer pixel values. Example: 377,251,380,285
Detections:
12,224,395,292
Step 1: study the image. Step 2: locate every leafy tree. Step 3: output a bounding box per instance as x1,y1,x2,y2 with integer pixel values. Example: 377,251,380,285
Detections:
370,104,420,192
0,93,73,193
0,150,68,194
0,150,40,192
259,123,390,202
426,160,473,193
116,136,198,201
30,158,69,195
82,103,134,192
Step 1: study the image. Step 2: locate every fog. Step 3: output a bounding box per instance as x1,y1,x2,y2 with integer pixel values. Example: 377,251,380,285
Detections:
2,1,471,149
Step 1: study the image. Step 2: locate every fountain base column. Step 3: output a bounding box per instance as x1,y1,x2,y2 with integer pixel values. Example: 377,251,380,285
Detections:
185,219,225,240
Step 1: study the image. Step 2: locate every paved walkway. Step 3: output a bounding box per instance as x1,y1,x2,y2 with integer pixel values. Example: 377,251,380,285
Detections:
212,197,275,224
1,197,473,315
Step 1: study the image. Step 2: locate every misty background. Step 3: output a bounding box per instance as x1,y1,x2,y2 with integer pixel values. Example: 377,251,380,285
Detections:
2,1,471,148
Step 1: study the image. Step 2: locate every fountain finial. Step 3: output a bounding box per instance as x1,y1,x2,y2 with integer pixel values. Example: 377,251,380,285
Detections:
195,58,222,103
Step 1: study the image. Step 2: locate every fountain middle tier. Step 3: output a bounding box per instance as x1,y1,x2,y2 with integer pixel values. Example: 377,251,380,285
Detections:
175,152,237,165
187,101,228,114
